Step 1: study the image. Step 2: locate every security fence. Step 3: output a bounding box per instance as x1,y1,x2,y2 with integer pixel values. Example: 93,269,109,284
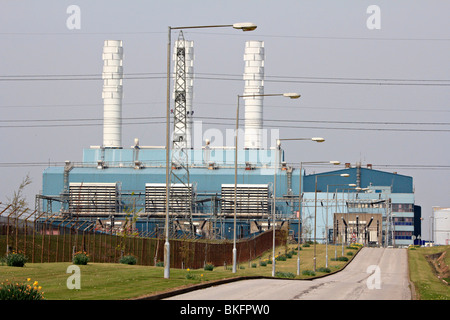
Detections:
0,210,287,269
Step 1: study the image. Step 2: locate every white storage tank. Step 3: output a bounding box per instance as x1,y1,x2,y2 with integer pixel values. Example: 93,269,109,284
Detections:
433,207,450,245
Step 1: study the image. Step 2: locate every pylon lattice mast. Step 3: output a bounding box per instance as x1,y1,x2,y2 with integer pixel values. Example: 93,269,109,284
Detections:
169,31,194,234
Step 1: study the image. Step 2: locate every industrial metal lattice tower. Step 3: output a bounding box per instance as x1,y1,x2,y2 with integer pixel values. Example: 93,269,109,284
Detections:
169,31,194,234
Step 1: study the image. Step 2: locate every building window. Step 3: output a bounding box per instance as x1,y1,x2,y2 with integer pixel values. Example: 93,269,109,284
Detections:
392,203,413,213
393,217,413,225
394,231,412,239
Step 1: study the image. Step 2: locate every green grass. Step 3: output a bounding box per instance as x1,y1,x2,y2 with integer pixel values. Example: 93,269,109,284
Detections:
1,262,219,300
408,245,450,300
0,244,356,300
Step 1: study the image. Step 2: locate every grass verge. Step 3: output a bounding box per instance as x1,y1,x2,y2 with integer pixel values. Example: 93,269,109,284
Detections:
408,245,450,300
0,243,357,300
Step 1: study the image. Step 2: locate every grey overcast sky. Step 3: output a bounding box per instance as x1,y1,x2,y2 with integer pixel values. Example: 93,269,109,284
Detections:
0,1,449,240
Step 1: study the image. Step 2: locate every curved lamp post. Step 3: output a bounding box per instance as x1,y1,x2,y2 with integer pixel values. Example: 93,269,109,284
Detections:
233,93,300,274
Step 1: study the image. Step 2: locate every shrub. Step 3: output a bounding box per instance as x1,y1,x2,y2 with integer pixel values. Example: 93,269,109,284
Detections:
317,267,331,273
155,261,164,267
335,256,348,261
276,255,287,261
302,243,310,247
120,255,137,265
251,263,257,268
73,252,89,265
185,272,198,280
6,252,27,267
0,279,44,300
275,271,295,279
302,270,316,276
204,263,214,271
260,260,267,267
346,251,354,256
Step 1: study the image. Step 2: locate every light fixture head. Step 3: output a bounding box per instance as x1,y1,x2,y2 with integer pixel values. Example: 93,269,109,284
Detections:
283,92,301,99
233,22,257,31
312,137,325,142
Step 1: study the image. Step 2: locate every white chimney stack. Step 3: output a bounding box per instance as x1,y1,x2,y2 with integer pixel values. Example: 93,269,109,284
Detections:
102,40,123,148
243,40,264,149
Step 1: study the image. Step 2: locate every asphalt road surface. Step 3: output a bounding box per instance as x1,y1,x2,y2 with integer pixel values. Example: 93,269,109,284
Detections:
167,247,412,300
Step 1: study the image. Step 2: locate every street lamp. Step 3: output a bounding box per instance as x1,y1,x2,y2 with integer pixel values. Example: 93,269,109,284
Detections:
165,22,257,279
233,92,300,274
295,161,340,275
273,142,329,276
314,173,349,271
276,137,325,143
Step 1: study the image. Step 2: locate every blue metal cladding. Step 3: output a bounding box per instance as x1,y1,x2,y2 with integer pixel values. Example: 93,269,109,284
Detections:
40,149,417,243
43,149,299,214
303,167,413,193
82,148,279,167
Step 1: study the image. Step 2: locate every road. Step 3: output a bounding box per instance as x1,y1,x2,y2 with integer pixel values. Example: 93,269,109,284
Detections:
166,247,412,300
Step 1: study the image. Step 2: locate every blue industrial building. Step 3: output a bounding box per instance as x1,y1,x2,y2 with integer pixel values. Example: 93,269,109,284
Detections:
37,147,420,246
39,147,299,240
301,164,419,247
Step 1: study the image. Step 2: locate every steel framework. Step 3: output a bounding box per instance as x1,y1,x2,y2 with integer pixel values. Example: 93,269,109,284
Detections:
170,31,194,233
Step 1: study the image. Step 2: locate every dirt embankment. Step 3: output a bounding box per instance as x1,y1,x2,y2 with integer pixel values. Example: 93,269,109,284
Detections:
426,250,449,285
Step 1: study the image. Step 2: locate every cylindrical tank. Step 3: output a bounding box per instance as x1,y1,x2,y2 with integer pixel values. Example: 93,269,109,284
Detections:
433,207,450,245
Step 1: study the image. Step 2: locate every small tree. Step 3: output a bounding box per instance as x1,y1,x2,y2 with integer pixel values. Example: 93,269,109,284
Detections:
6,174,32,217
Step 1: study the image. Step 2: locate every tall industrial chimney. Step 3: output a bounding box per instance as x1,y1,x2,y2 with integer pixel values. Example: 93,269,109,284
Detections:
243,40,264,149
102,40,123,148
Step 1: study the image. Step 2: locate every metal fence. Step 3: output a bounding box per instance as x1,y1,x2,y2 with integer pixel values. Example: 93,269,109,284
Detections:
0,210,286,269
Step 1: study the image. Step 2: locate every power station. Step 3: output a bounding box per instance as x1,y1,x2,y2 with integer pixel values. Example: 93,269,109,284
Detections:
36,36,420,247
